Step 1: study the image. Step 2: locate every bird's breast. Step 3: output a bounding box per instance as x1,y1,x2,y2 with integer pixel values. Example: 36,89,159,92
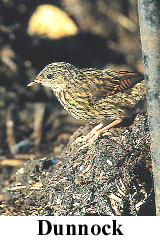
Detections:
54,88,96,121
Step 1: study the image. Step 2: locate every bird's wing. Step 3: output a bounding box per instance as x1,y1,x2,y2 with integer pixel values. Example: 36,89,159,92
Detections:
82,69,144,98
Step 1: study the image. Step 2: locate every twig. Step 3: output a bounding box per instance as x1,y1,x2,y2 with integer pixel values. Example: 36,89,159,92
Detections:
32,103,45,145
6,108,16,155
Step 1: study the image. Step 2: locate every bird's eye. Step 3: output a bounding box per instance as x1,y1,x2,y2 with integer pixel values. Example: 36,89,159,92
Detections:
47,74,52,79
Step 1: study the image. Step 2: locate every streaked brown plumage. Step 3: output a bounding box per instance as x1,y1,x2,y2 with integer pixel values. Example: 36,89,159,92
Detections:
27,62,146,145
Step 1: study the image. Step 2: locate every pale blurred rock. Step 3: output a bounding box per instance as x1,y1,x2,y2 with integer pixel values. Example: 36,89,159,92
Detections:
28,4,78,39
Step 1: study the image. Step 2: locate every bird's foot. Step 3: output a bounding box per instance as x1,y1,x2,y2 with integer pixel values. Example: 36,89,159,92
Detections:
80,130,111,149
73,123,103,145
79,119,122,149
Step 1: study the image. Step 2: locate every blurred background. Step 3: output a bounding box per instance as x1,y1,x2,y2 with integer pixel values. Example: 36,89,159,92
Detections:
0,0,144,174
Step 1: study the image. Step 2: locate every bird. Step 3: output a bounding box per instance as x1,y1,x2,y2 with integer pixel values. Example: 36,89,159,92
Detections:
27,62,146,146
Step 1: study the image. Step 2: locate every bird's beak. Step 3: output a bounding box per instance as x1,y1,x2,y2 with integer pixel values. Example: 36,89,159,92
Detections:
27,80,38,87
27,79,47,87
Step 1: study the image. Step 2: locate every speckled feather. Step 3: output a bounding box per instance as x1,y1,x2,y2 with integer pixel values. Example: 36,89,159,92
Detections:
28,62,146,124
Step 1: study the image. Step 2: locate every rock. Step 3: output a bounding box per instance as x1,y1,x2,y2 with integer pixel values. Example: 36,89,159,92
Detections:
1,114,155,215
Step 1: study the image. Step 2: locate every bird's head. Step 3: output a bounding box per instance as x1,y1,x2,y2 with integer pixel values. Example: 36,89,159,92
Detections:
27,62,73,92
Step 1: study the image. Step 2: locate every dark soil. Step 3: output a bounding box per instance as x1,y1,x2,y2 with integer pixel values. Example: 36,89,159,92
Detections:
0,114,155,215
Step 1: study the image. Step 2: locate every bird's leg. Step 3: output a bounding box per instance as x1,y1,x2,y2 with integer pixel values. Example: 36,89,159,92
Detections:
81,119,122,148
